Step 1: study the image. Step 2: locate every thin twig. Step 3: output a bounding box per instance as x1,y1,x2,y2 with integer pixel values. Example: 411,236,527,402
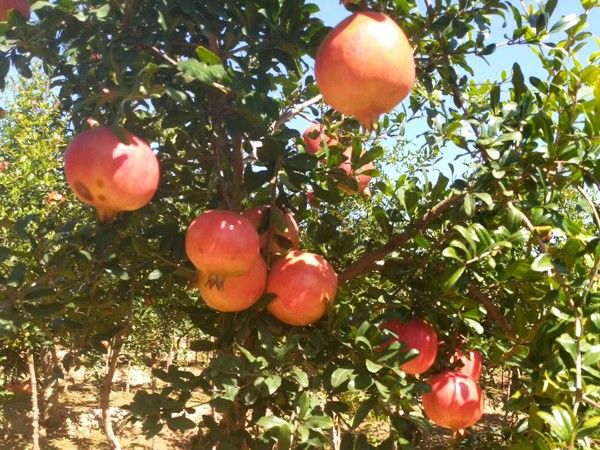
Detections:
272,94,323,132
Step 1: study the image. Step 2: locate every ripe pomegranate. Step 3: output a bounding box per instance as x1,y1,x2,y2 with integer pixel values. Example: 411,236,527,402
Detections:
422,372,484,431
185,210,260,276
0,160,9,172
339,147,375,194
381,318,438,375
451,349,483,381
302,124,339,154
242,205,300,254
64,127,160,222
266,250,338,326
197,257,267,312
0,0,30,21
315,12,415,130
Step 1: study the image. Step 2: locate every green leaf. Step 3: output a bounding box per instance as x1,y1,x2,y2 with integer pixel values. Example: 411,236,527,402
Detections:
195,46,222,65
331,368,354,388
365,359,383,373
531,254,554,272
583,345,600,366
177,59,228,86
165,415,196,431
257,415,287,429
512,63,526,101
147,269,162,280
443,266,465,290
464,193,475,217
263,375,282,395
442,247,463,262
556,334,577,362
290,368,309,388
474,192,494,208
304,415,333,431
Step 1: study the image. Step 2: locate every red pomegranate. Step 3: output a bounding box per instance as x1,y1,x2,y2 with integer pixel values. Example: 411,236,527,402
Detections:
302,124,340,154
64,127,160,222
243,205,300,254
339,147,375,194
451,349,483,381
315,12,415,130
422,371,485,431
0,0,30,21
266,250,338,326
381,318,438,375
197,257,267,312
185,210,260,276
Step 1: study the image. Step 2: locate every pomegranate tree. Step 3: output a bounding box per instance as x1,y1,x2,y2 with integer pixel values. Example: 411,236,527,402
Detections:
315,12,415,130
422,372,485,431
243,205,300,255
339,147,375,194
302,123,339,154
452,349,483,381
185,210,260,276
381,318,438,375
196,257,267,312
0,0,30,21
64,127,160,222
266,250,338,326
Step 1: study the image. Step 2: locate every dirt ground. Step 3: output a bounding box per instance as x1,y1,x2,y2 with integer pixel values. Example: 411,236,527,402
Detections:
0,367,518,450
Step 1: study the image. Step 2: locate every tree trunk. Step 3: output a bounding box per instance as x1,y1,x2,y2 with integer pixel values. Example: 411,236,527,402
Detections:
166,331,177,370
41,346,62,429
100,333,124,450
125,358,132,393
27,349,41,450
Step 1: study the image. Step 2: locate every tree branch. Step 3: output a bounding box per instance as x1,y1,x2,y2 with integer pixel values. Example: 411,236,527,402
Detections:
467,285,514,337
338,194,463,283
272,94,323,132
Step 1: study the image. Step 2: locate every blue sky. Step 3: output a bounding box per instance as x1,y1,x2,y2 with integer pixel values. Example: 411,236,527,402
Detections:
302,0,600,180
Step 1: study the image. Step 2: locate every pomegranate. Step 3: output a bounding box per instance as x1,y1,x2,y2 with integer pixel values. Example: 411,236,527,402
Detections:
266,250,338,326
381,318,438,375
302,124,339,154
242,205,300,254
315,12,415,130
197,257,267,312
6,379,32,394
0,0,30,21
451,349,483,381
64,127,160,222
185,210,260,276
422,372,484,431
339,147,375,194
306,190,320,207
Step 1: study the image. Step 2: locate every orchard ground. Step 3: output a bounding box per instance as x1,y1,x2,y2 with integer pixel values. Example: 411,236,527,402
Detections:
2,355,521,449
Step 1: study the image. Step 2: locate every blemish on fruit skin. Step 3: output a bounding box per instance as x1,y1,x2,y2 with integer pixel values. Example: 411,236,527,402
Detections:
96,178,104,188
74,181,94,202
98,194,106,202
